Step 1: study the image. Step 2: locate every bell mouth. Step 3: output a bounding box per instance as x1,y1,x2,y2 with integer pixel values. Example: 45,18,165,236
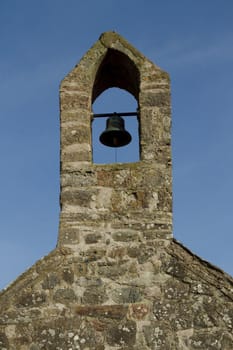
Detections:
99,129,132,148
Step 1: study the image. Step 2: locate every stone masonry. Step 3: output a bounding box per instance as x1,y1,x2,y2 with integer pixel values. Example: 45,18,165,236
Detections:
0,32,232,349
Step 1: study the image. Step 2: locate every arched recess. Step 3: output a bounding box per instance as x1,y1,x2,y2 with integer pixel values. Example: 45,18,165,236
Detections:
92,49,140,103
91,49,140,164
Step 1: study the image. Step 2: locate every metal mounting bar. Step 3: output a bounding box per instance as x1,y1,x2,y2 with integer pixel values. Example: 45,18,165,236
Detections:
93,112,138,118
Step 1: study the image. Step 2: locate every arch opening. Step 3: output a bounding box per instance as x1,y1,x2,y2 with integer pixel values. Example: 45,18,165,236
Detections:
91,49,140,164
92,88,140,164
92,49,140,103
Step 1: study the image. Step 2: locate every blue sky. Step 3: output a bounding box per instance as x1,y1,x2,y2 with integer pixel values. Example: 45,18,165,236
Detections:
1,0,233,289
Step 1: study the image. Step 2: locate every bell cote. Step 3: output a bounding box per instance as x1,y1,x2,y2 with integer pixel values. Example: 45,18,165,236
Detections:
58,32,172,247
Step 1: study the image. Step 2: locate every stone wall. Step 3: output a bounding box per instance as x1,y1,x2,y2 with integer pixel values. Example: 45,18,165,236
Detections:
0,32,232,349
58,31,172,249
0,240,232,349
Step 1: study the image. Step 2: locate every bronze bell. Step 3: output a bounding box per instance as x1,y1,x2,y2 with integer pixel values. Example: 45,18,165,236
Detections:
99,115,132,147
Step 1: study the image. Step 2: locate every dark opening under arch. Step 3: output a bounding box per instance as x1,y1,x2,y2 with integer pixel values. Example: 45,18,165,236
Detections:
92,49,140,103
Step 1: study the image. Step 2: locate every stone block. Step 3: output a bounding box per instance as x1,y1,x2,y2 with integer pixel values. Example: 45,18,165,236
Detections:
53,288,77,303
76,304,128,319
106,320,137,347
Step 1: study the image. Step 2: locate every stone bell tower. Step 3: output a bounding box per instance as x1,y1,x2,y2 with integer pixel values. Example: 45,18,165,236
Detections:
0,32,232,349
58,31,172,249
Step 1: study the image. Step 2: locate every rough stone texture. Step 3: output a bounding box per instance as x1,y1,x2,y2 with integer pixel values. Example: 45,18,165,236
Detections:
0,241,232,349
0,31,232,349
58,31,172,250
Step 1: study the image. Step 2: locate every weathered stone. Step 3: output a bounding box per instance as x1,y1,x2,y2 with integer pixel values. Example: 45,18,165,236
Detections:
112,286,142,304
130,303,150,319
85,233,101,244
79,277,103,287
60,93,90,111
42,273,60,289
16,292,46,308
61,170,97,187
143,323,179,349
106,320,137,346
0,332,9,348
112,230,139,242
30,344,40,350
137,243,156,264
62,268,74,284
190,329,232,349
141,91,169,107
163,278,190,299
53,288,77,303
82,247,106,262
76,304,128,319
58,228,79,244
98,262,128,278
127,245,141,258
162,256,187,279
82,287,107,304
108,246,127,259
74,262,88,276
0,31,232,350
61,189,94,207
